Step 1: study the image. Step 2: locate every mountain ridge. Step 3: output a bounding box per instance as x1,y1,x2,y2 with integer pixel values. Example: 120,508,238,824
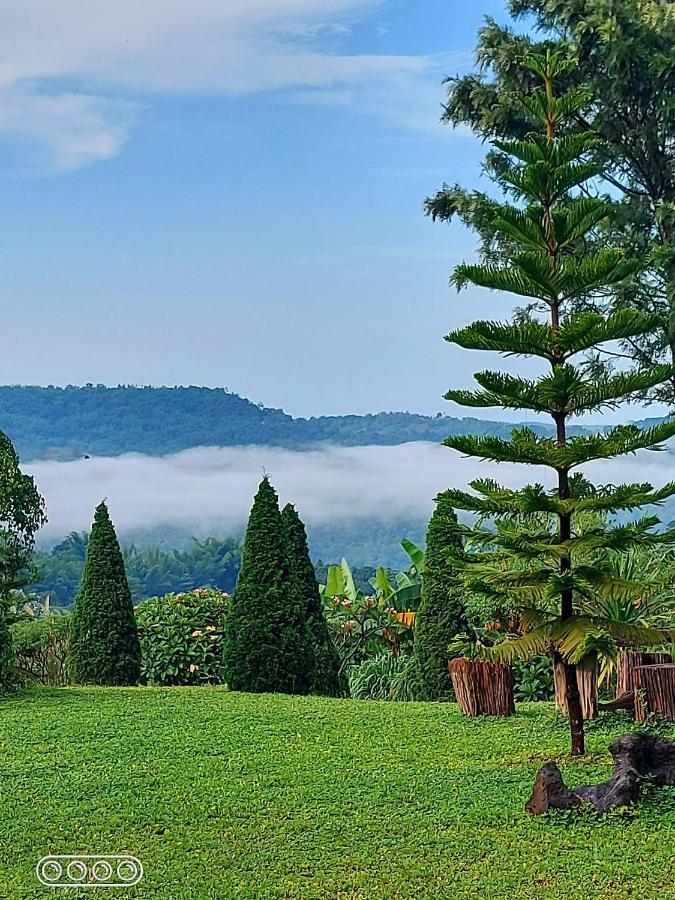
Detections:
0,383,608,461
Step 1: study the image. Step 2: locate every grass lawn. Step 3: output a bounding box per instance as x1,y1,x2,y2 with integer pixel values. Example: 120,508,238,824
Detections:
1,688,674,899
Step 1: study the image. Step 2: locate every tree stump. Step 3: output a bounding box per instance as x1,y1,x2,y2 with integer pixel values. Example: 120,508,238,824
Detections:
448,657,515,717
526,731,675,815
634,664,675,722
554,654,598,720
616,650,670,699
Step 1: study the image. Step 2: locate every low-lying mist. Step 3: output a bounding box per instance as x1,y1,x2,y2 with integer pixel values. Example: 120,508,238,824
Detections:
26,442,675,547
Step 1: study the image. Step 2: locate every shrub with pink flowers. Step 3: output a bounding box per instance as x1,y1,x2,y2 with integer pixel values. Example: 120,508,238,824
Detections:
135,588,228,686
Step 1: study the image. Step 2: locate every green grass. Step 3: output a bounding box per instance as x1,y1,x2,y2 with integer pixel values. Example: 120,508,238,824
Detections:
1,688,674,899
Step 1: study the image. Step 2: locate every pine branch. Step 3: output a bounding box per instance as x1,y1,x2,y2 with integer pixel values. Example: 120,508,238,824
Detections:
572,481,675,514
442,482,564,516
453,251,640,304
441,480,675,517
445,309,661,363
567,366,675,413
558,309,661,356
451,261,557,302
493,132,601,169
444,422,675,470
445,319,556,360
555,251,642,300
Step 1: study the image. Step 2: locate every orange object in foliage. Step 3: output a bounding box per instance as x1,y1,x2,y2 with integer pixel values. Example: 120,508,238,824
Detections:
395,611,417,629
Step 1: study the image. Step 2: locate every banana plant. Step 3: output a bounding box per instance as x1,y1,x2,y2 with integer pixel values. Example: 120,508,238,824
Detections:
370,539,426,612
321,557,361,603
320,557,413,673
400,538,425,575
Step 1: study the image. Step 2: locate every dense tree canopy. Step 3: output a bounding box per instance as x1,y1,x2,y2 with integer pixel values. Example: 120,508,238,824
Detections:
0,431,46,687
32,533,404,607
282,504,344,696
0,431,46,598
0,384,594,461
32,534,242,607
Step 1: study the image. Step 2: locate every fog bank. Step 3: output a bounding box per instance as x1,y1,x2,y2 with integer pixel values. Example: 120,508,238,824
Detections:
25,442,675,542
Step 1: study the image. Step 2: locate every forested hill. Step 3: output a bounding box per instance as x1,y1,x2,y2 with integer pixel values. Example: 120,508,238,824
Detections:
1,384,574,460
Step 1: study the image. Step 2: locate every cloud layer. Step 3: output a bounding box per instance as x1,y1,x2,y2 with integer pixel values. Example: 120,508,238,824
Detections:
26,442,675,543
1,0,457,171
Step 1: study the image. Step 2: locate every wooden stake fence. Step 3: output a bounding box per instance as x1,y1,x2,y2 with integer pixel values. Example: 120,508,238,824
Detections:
448,658,515,717
616,650,671,699
634,664,675,723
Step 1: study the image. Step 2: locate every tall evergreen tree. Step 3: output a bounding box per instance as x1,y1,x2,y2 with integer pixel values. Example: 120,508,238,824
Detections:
281,503,343,697
441,51,675,756
412,492,467,701
224,478,314,694
428,0,675,406
68,501,141,686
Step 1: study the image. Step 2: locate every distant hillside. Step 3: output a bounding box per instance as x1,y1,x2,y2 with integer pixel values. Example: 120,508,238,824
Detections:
1,384,582,460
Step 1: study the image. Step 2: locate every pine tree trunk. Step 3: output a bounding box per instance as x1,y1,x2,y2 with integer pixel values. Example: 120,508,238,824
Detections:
565,664,586,756
448,658,515,717
553,652,587,756
616,650,671,699
634,664,675,722
554,654,598,721
553,402,585,755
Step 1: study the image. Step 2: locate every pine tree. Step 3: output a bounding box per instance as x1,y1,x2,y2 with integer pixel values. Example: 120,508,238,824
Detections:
442,51,675,756
412,492,467,701
68,501,141,686
429,0,675,407
281,503,343,697
224,478,314,694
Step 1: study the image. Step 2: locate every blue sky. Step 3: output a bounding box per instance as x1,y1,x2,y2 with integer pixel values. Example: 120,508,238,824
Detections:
0,0,563,417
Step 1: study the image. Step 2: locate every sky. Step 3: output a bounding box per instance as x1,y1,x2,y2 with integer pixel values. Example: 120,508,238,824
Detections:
1,0,668,426
0,0,537,419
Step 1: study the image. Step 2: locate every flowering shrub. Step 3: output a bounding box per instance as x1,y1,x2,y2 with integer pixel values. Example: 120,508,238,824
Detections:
135,588,228,686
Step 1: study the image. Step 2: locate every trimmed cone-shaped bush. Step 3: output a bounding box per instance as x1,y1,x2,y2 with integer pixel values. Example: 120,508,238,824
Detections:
68,501,141,686
224,478,314,694
413,492,467,700
281,503,344,697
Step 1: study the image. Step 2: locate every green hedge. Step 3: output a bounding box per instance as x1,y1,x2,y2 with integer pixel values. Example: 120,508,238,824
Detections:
136,588,229,686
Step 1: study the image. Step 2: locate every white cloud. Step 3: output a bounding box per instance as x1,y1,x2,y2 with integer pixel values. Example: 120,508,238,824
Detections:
287,52,464,132
0,0,461,171
0,85,138,172
26,442,675,543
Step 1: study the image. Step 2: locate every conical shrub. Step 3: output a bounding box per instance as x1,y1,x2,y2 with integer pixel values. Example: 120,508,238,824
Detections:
282,503,344,697
68,501,141,685
224,477,314,694
413,492,467,700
